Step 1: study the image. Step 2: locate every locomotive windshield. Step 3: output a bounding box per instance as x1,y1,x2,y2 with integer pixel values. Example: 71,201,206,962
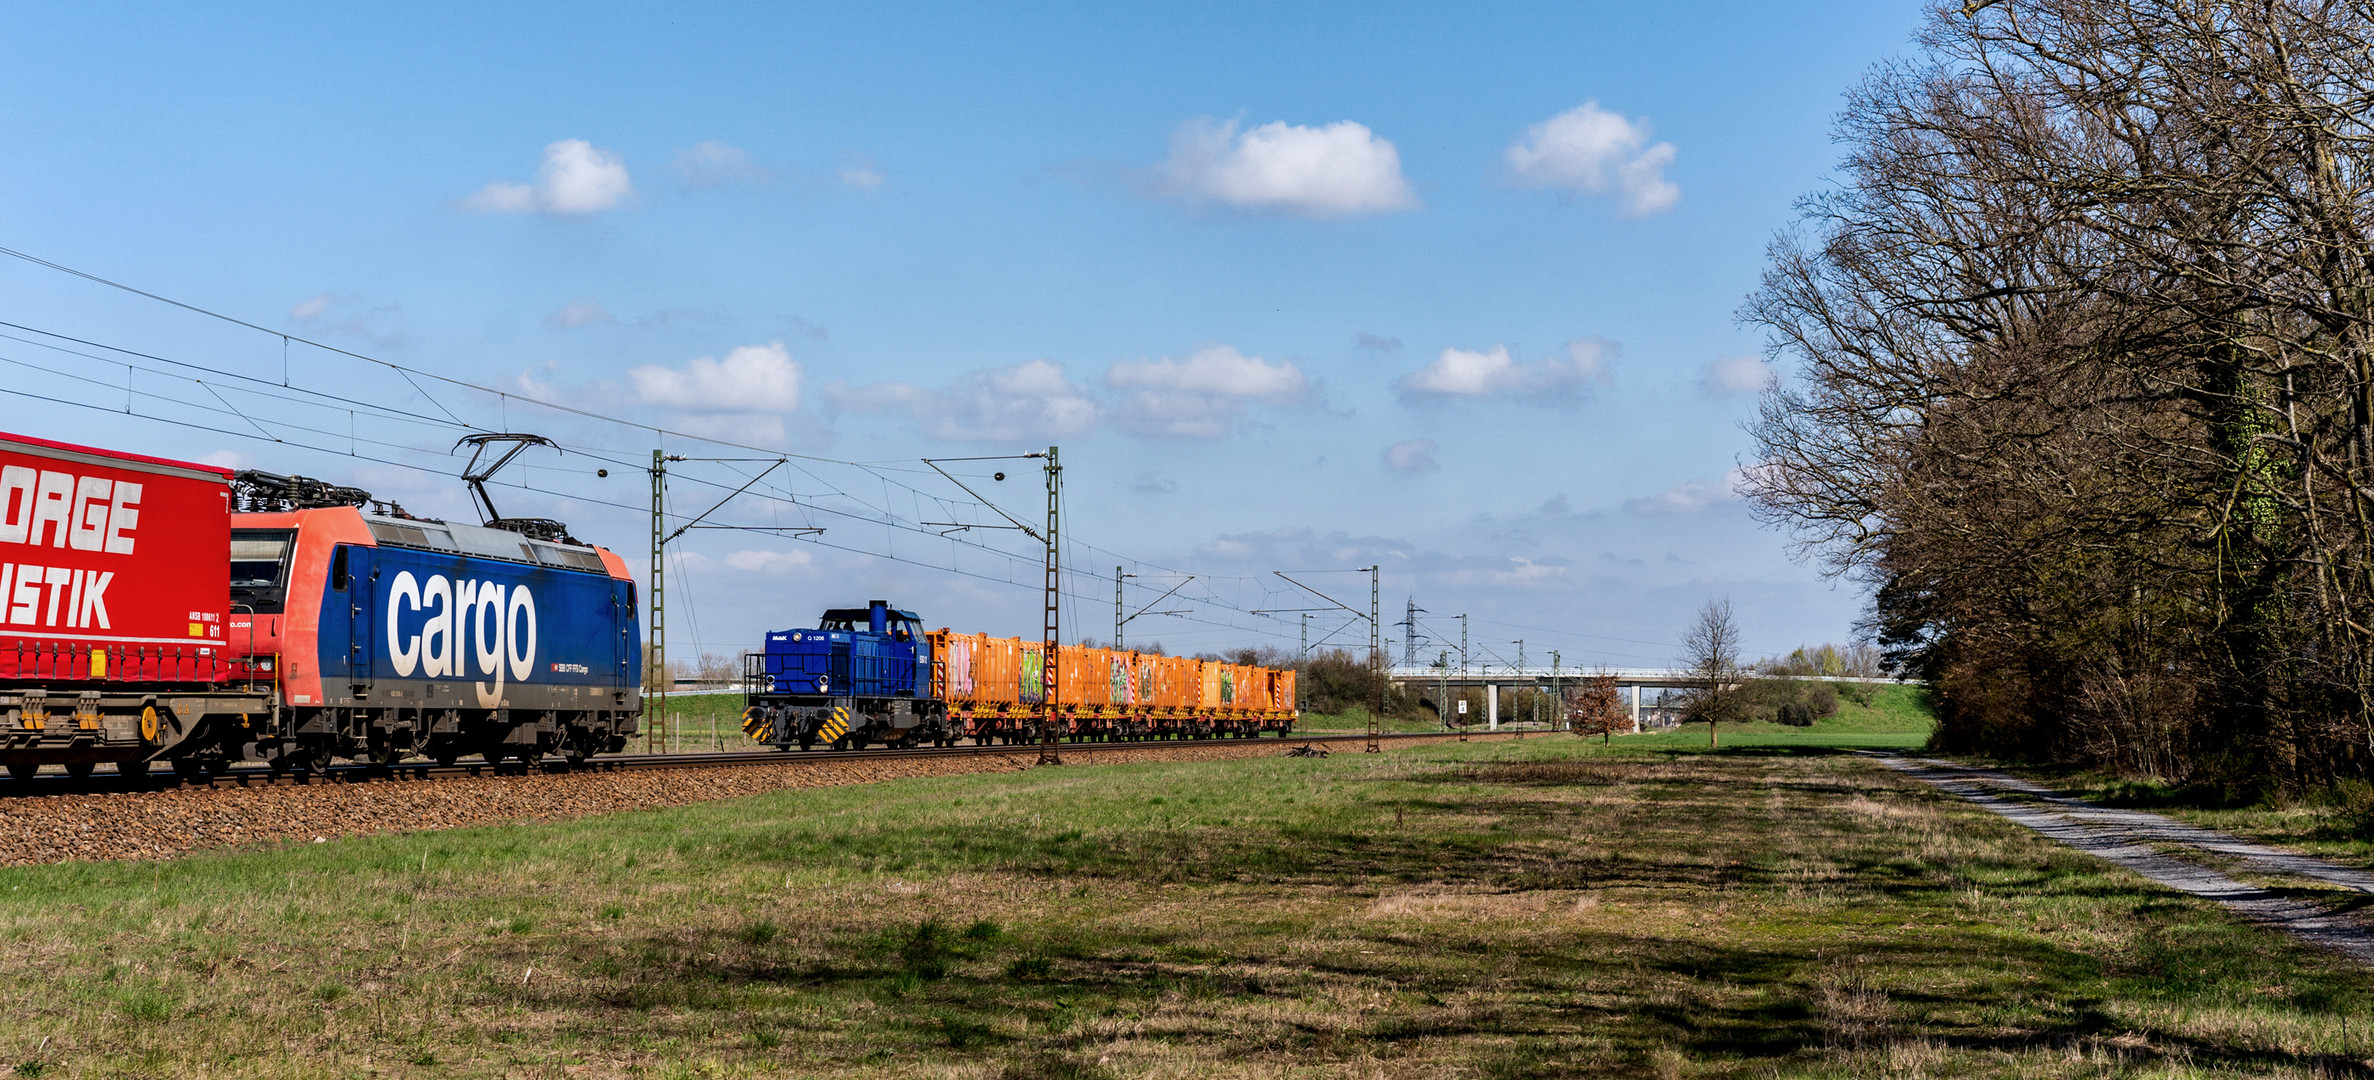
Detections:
229,529,295,613
815,608,924,641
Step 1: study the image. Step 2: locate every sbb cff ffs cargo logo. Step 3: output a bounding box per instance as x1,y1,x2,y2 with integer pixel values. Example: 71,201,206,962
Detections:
383,571,540,708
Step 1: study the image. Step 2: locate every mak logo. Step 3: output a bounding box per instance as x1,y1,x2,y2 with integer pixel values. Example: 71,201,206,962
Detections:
383,571,539,708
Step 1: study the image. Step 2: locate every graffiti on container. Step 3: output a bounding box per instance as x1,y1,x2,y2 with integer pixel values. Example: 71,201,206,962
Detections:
946,637,976,696
1021,645,1044,702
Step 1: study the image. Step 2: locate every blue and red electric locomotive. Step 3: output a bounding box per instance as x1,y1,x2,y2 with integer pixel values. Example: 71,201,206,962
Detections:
0,431,641,779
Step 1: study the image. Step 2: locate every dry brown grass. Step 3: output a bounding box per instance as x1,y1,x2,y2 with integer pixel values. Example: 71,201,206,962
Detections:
0,738,2367,1077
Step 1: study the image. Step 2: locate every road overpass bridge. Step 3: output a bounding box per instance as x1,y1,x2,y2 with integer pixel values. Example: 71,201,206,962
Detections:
1384,667,1902,733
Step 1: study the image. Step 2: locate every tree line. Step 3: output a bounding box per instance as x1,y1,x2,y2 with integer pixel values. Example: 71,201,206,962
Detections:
1744,0,2374,793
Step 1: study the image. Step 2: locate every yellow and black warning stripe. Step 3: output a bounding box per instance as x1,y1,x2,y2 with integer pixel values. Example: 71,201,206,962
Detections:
817,706,850,742
741,707,774,742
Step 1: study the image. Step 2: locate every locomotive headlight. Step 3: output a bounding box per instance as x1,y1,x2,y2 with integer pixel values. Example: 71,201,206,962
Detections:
815,676,829,693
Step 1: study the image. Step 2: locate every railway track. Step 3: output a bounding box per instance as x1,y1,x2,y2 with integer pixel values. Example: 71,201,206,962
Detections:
0,729,1509,797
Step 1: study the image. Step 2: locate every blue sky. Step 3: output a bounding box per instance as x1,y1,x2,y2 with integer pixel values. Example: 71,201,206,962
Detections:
0,1,1926,669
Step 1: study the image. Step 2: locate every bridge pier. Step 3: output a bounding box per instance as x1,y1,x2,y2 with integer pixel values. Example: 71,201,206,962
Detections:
1486,684,1499,730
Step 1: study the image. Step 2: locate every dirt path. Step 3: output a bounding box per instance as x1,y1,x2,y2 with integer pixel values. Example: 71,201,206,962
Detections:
1873,753,2374,965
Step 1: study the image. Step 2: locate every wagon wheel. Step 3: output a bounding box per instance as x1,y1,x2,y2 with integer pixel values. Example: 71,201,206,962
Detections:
5,761,36,782
63,761,94,781
117,759,152,781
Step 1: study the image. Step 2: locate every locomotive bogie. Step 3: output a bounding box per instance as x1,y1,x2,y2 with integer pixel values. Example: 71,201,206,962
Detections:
742,692,958,751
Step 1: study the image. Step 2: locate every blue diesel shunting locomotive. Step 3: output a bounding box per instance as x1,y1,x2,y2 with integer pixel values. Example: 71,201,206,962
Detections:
741,600,955,750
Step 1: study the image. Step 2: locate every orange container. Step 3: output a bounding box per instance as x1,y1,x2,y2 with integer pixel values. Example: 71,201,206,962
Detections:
930,631,1043,706
1152,655,1193,709
1054,644,1116,709
1134,654,1159,705
1239,665,1269,711
933,633,1293,718
1100,650,1134,707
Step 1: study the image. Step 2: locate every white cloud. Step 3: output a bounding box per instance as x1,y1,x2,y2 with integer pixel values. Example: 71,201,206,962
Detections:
838,154,885,192
287,292,404,346
827,359,1099,442
1697,355,1774,397
1395,339,1613,406
673,140,773,188
724,549,814,573
1506,102,1680,217
1384,438,1440,474
1153,118,1418,218
463,139,633,215
1624,470,1749,515
1104,345,1310,438
628,342,802,412
544,297,617,329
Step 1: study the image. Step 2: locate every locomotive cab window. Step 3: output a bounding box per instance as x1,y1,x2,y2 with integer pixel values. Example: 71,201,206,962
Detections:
229,529,295,614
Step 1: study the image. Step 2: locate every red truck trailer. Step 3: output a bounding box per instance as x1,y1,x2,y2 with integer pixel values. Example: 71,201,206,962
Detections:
0,431,266,778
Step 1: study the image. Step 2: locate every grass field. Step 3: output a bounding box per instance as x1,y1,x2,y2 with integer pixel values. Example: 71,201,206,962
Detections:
8,687,2369,1078
1292,706,1449,734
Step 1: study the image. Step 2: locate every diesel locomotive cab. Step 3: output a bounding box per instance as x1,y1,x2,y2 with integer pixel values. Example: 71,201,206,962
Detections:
742,599,955,750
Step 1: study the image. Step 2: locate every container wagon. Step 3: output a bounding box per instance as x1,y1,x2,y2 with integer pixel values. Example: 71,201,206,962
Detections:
741,600,1297,750
0,432,244,778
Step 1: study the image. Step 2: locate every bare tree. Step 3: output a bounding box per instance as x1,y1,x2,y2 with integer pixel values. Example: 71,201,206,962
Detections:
1677,599,1749,748
1740,0,2374,792
1567,672,1628,744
